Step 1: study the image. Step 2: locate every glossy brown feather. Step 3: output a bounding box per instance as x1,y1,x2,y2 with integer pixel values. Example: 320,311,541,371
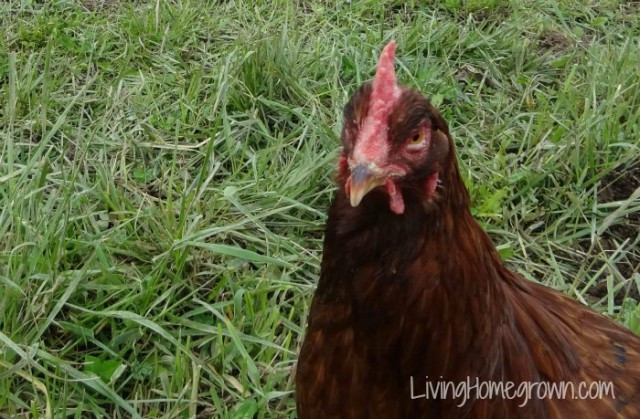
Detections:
296,71,640,418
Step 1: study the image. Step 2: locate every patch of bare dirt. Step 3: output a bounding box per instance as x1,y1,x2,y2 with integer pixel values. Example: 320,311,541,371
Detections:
538,30,571,51
599,161,640,206
83,0,117,12
586,161,640,301
471,7,510,23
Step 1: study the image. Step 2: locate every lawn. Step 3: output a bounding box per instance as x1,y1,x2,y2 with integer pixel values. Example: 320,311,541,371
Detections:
1,0,639,417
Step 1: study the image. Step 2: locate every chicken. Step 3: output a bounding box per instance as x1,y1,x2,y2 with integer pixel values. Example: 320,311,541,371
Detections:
295,41,640,418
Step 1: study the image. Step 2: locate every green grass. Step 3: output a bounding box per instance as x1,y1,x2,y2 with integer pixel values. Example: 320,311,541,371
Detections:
1,0,639,417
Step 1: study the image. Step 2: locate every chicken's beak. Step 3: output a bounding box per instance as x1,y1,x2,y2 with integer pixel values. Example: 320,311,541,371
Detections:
348,164,385,207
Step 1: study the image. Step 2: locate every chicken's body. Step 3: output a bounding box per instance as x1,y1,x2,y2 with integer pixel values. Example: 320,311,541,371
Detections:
295,42,640,418
297,186,640,417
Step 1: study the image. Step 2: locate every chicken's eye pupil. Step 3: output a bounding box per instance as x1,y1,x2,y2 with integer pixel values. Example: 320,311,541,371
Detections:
410,132,422,144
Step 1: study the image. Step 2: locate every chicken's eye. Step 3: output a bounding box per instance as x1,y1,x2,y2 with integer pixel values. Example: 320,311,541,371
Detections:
407,129,426,149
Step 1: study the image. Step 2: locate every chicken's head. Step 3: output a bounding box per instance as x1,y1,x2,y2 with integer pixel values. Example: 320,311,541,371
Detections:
339,41,451,215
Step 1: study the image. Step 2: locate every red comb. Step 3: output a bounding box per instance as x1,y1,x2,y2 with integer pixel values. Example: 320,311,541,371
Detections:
371,41,398,112
352,41,400,166
368,40,400,127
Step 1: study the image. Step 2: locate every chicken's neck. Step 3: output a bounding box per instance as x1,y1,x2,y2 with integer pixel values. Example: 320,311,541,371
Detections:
318,165,510,378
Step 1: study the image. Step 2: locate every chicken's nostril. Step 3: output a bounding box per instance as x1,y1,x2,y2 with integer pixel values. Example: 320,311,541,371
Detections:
351,164,373,185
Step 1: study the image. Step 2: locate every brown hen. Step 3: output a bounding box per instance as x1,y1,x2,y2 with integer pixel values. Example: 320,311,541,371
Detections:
295,41,640,418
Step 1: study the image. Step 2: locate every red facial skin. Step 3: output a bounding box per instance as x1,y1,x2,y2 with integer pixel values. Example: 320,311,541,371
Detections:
343,121,438,215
